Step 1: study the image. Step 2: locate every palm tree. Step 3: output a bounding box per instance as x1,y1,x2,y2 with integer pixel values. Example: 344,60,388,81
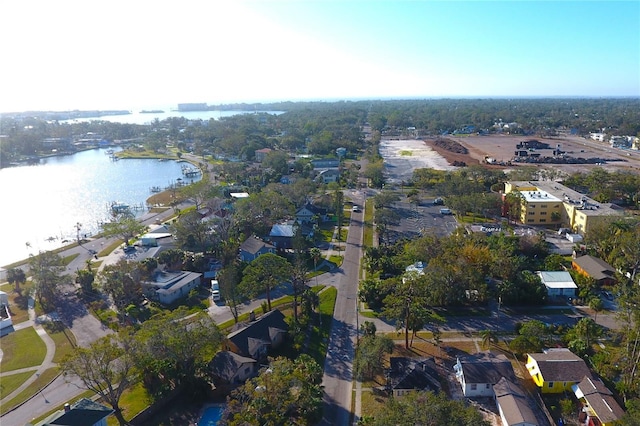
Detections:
480,329,498,349
310,247,322,286
589,297,604,323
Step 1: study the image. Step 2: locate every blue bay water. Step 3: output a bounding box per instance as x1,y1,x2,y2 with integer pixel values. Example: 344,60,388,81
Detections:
0,148,200,266
63,109,283,125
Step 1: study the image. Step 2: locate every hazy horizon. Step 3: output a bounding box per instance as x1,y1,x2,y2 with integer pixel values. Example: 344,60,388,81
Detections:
3,95,640,115
2,1,638,113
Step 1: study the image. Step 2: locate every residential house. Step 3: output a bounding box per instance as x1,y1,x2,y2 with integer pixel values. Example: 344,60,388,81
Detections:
311,159,340,169
536,271,577,299
386,357,441,397
239,236,276,262
224,309,289,362
254,148,272,162
142,270,202,305
295,203,328,224
525,348,592,393
0,290,12,334
315,168,340,184
268,223,296,249
572,255,616,287
139,225,173,247
503,181,624,234
493,377,539,426
209,351,258,386
572,376,625,426
454,352,517,397
269,221,314,249
31,398,113,426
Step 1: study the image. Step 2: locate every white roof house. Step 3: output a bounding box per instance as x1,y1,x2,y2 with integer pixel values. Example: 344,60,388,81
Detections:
143,270,202,305
536,271,577,297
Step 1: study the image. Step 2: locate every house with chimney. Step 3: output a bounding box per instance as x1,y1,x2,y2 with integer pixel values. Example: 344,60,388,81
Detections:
222,309,289,362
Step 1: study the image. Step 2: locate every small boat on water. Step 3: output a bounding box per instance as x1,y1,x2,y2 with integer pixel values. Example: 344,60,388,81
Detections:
150,186,162,193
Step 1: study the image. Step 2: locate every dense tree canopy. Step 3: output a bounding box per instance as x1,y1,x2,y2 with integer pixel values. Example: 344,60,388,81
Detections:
222,355,324,426
361,390,489,426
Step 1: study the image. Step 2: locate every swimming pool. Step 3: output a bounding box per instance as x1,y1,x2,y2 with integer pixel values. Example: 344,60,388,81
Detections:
198,405,224,426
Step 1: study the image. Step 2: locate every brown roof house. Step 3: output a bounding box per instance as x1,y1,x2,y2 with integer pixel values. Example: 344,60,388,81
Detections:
572,376,625,426
493,377,539,426
572,255,616,287
525,348,592,394
223,309,289,363
453,352,517,397
386,357,441,397
254,147,272,162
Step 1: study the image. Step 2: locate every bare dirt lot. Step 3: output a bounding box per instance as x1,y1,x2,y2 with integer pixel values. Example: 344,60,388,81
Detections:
444,134,640,175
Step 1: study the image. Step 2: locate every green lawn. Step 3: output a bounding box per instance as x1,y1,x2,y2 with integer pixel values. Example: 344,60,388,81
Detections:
0,368,61,416
307,286,337,366
0,371,35,400
0,327,47,371
46,323,77,363
107,382,153,426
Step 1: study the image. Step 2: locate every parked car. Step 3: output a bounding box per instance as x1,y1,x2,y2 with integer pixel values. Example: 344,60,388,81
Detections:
439,208,452,215
211,280,221,301
352,205,361,213
433,197,444,205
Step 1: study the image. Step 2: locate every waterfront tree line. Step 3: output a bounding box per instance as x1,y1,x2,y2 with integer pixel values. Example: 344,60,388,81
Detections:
2,97,639,166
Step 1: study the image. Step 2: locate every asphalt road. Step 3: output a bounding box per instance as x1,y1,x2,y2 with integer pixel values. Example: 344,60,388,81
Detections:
319,190,365,426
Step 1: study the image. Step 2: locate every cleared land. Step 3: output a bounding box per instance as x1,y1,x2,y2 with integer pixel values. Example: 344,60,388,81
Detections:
381,135,640,180
446,134,640,174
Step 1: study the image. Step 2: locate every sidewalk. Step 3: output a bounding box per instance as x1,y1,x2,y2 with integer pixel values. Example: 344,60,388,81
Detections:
0,296,59,408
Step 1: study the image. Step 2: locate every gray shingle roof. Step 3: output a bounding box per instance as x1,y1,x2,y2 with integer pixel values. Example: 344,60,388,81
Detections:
458,352,516,385
493,377,539,426
528,349,592,382
227,310,288,358
240,236,275,255
572,255,616,281
574,376,625,423
209,351,257,382
388,357,441,393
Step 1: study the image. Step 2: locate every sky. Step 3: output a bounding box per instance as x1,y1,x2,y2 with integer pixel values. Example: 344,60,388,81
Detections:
1,0,638,112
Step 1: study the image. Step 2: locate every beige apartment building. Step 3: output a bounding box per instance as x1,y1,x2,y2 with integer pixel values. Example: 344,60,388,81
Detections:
504,181,624,234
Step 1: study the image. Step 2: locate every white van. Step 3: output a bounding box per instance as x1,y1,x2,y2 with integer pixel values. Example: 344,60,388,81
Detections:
211,280,220,301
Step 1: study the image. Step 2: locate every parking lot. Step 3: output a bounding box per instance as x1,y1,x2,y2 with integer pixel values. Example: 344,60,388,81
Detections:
384,198,459,243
